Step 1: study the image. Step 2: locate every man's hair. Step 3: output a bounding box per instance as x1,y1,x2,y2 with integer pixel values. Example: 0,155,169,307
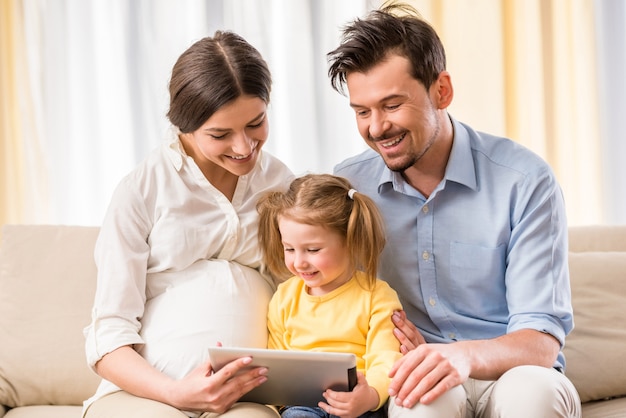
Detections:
327,3,446,94
167,31,271,133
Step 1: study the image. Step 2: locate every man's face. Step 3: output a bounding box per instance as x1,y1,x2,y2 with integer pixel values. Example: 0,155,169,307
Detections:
346,54,442,172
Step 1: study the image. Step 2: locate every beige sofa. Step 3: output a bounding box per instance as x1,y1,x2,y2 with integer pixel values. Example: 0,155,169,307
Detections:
0,224,625,418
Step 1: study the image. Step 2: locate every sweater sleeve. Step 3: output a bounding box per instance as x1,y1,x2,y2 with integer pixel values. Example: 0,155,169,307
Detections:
267,279,291,350
363,280,403,409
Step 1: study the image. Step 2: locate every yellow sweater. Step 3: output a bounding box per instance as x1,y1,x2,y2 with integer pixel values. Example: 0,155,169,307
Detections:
267,272,402,410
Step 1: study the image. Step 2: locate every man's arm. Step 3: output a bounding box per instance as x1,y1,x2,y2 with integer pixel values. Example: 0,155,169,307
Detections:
388,321,560,408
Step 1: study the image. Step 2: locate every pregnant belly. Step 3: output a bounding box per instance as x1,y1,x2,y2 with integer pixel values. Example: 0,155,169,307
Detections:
137,259,274,379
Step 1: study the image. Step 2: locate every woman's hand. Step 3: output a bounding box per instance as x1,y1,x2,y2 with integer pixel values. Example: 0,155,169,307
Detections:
168,356,268,413
318,372,380,418
95,345,268,413
392,310,426,354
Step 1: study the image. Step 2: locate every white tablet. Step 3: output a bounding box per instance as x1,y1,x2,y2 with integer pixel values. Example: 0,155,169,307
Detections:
207,346,357,406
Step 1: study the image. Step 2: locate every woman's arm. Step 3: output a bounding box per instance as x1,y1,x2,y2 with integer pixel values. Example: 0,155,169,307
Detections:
95,345,269,413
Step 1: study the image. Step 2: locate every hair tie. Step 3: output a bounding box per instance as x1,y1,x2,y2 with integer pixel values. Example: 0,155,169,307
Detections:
347,189,357,200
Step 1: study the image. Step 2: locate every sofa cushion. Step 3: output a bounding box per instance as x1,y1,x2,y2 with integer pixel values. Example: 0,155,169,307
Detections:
580,396,626,418
0,225,101,407
563,251,626,403
3,405,82,418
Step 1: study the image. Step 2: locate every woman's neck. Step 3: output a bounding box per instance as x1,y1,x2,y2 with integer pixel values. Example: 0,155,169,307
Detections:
201,164,238,201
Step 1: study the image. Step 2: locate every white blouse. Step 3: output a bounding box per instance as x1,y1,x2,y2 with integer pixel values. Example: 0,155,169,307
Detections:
83,128,294,411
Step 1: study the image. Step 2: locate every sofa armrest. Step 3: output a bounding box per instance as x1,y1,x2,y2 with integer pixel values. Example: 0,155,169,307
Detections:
0,224,101,407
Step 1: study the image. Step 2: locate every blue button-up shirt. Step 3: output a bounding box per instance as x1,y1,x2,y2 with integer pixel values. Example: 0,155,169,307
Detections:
334,117,573,370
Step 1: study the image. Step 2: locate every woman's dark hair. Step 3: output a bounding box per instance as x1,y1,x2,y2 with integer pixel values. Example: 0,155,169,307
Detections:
167,31,271,133
327,3,446,94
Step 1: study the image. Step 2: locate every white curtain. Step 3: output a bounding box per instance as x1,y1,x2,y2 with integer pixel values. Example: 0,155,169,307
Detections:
16,0,626,226
221,0,374,176
19,0,376,226
594,0,626,225
21,0,207,224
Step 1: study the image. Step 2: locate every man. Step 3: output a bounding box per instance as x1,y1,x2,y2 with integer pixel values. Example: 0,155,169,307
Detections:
328,4,581,417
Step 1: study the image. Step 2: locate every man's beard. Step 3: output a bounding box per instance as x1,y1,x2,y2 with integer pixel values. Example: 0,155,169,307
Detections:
382,139,434,173
384,123,440,173
385,153,418,172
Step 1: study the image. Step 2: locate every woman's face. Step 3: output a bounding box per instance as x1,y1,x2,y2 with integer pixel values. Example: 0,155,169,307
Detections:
181,95,269,178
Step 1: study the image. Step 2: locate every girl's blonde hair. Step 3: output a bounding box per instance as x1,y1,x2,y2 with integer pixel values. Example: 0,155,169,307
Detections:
257,173,386,287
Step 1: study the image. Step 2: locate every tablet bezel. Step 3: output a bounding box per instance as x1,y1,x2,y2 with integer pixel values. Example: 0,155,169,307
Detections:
208,346,357,406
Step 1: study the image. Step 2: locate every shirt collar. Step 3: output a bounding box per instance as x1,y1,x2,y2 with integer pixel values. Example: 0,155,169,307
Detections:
376,115,478,194
165,126,185,171
446,117,477,191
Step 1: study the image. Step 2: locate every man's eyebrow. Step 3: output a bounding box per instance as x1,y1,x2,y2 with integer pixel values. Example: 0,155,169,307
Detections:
349,94,405,108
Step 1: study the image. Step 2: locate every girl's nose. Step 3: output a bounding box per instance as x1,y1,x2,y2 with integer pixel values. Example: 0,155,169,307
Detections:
293,253,308,269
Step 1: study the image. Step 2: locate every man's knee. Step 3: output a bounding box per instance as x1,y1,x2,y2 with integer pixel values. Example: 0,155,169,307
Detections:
487,365,581,418
388,384,466,418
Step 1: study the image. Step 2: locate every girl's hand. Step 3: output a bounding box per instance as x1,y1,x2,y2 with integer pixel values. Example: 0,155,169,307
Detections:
167,356,268,413
392,310,426,354
318,372,380,418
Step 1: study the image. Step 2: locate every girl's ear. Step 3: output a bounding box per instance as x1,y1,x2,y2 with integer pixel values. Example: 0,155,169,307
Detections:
432,71,453,109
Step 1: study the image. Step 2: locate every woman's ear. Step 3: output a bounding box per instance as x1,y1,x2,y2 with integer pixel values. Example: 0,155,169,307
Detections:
433,71,454,109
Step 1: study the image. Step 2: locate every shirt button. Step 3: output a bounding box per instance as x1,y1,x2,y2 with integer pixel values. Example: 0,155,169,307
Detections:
422,251,429,260
429,297,436,307
448,333,456,339
422,205,429,214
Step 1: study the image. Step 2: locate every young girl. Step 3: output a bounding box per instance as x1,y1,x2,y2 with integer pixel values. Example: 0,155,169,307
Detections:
257,173,402,418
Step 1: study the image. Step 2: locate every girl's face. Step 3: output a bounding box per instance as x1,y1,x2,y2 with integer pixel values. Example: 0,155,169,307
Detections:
180,95,269,179
278,217,352,296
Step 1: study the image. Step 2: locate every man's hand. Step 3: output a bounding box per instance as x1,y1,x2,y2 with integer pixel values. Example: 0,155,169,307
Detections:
392,310,426,353
388,327,561,408
390,310,467,407
388,342,470,408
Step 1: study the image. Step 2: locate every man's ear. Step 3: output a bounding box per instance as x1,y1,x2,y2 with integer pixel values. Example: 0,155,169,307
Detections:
433,71,453,109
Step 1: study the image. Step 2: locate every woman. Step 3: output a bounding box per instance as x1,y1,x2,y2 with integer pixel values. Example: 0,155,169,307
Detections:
82,31,294,418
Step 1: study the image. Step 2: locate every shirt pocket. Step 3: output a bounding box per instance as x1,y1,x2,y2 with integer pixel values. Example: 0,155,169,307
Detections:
449,241,508,319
